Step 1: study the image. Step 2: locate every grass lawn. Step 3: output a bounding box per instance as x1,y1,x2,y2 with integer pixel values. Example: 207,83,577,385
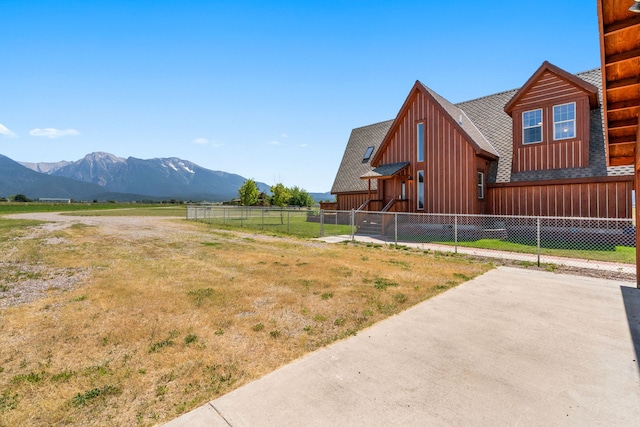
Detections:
433,238,636,264
192,209,351,238
0,202,186,216
0,212,491,426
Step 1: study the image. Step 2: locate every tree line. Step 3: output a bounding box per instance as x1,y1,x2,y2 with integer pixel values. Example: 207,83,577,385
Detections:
238,179,314,207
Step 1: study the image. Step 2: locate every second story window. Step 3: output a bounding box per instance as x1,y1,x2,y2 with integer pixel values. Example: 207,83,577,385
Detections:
417,122,424,162
553,102,576,140
522,109,542,144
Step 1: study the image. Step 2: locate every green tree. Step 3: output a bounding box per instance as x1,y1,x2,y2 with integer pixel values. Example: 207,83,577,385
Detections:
270,183,291,224
288,186,314,207
12,194,31,202
270,183,290,207
238,179,259,206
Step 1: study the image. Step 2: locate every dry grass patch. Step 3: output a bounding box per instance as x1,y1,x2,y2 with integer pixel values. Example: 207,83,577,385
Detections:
0,217,492,426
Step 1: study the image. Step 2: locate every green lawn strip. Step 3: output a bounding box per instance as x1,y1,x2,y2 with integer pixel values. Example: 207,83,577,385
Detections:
0,203,141,215
199,213,350,238
0,203,185,216
433,238,635,264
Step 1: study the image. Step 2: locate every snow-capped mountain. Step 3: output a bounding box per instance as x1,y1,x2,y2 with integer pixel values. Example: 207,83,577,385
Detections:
17,152,271,201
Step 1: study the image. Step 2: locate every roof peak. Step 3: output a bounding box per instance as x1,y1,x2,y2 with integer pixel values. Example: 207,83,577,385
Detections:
422,64,602,108
504,61,599,114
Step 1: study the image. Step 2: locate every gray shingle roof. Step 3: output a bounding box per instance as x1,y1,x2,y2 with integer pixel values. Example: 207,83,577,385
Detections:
331,120,393,194
455,89,517,183
361,161,410,179
420,83,500,158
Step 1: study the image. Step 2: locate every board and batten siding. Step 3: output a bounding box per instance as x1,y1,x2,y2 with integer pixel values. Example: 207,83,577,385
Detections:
376,89,482,214
336,192,369,211
511,70,591,173
487,179,633,218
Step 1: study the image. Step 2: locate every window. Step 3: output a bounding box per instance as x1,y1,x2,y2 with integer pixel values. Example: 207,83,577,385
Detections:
417,170,424,210
522,109,542,144
477,171,484,199
363,146,374,162
417,123,424,162
553,102,575,140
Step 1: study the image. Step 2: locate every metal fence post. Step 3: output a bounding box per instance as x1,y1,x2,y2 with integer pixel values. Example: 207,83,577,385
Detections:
454,215,458,254
536,217,541,267
351,209,355,241
261,209,264,230
394,213,398,246
320,209,324,237
287,210,290,234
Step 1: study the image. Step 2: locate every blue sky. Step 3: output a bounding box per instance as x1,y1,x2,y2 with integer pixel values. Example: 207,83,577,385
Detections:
1,0,601,192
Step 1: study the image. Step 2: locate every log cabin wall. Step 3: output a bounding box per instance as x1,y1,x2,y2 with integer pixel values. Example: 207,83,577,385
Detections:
376,89,482,214
487,178,633,218
511,71,591,173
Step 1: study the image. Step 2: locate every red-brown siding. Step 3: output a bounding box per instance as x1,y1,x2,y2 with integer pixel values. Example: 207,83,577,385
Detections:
336,192,369,211
511,71,591,172
487,178,633,218
376,89,484,214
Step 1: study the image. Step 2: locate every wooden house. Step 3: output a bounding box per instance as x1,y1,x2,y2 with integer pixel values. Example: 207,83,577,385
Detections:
331,61,634,218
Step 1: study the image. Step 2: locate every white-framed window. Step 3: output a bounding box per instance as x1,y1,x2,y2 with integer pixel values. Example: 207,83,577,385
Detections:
417,170,424,210
522,109,543,144
477,171,484,199
417,122,424,162
553,102,576,140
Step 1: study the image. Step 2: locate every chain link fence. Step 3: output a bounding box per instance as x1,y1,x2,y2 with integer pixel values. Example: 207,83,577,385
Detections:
187,205,635,275
185,205,352,237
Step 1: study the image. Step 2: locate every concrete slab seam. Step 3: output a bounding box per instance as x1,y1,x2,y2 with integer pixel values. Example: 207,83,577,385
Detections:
210,402,233,426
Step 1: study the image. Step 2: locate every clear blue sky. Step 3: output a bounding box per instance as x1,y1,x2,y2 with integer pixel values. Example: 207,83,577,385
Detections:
0,0,601,192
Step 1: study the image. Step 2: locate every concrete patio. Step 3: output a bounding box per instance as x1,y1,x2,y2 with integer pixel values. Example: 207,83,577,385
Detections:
164,267,640,426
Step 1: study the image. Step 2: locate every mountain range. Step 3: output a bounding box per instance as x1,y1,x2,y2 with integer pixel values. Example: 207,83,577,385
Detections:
0,152,330,202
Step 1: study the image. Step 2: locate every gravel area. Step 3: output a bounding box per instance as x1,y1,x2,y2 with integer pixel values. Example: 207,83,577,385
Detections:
1,213,192,309
0,262,90,309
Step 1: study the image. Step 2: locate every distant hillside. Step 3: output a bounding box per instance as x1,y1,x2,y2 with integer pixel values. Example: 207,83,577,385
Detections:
309,192,333,202
19,152,272,201
0,154,143,201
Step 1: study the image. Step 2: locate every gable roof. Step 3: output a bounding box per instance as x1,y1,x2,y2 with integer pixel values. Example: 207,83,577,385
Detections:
504,61,599,115
371,82,499,165
420,83,500,158
330,120,393,194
